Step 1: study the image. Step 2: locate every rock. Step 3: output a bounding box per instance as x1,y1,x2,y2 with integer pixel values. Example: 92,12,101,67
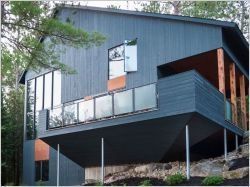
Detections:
83,179,99,185
243,131,249,144
239,144,249,157
190,160,224,177
223,167,249,179
134,163,172,173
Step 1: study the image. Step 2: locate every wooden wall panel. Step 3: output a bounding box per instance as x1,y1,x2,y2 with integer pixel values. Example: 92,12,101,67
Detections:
239,75,247,130
107,75,126,91
229,63,237,123
217,48,225,95
35,139,49,161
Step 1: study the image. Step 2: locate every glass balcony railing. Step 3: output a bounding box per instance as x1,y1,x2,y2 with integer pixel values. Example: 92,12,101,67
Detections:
225,99,233,122
48,83,157,129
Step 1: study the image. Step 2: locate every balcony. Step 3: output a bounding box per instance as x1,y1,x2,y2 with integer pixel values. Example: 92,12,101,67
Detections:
48,83,157,129
37,70,244,167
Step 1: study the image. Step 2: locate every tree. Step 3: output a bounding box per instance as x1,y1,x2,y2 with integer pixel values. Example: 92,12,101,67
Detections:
138,1,249,40
1,1,106,185
1,1,106,73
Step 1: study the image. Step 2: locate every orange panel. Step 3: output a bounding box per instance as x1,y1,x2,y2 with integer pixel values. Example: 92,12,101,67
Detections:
35,139,49,161
107,75,126,91
217,48,226,95
84,96,93,101
229,63,237,124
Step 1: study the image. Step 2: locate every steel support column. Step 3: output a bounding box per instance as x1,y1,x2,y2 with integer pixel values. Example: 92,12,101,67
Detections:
101,138,104,184
224,129,227,160
235,134,238,151
57,144,60,186
185,125,190,180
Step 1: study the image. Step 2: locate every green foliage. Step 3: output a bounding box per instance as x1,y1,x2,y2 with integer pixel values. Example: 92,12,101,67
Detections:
201,176,224,186
140,179,152,186
95,181,104,186
2,1,106,73
164,173,186,186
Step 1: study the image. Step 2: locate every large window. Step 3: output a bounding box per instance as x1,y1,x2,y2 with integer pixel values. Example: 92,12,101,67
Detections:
135,84,157,111
26,70,62,137
79,100,94,122
53,70,61,107
35,160,49,182
95,95,113,119
64,103,78,125
44,72,52,109
124,39,137,72
35,76,44,111
108,44,126,80
26,79,35,140
114,89,133,115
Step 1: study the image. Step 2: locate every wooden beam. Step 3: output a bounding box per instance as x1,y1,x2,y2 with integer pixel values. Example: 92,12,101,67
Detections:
217,48,226,95
239,75,247,130
229,63,237,124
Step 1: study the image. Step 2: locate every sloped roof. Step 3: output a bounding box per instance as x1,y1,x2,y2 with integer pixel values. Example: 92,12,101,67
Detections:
19,5,249,84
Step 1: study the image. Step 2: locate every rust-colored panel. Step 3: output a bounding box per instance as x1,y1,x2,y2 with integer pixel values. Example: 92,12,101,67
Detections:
84,96,93,101
229,63,237,124
107,75,126,91
35,139,49,161
239,75,247,130
217,48,225,95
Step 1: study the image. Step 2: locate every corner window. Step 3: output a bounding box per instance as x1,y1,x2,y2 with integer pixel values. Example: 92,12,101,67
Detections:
26,79,35,140
124,39,137,72
35,160,49,182
108,44,126,80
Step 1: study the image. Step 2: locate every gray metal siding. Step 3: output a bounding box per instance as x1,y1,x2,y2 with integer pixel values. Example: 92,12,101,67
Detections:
22,140,35,186
59,8,222,103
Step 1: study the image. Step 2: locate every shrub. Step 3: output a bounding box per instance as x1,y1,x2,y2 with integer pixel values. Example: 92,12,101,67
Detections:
201,176,224,186
165,173,186,185
95,181,103,186
140,179,152,186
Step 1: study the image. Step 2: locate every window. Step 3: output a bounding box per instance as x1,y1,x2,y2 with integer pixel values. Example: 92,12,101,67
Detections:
64,103,78,125
44,72,52,109
124,39,137,72
135,84,156,111
109,44,126,79
35,76,44,111
53,70,61,107
35,160,49,182
26,79,35,140
79,100,94,122
114,89,133,115
95,95,113,119
49,107,63,128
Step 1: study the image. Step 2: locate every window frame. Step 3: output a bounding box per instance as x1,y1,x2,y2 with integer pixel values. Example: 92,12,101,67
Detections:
108,43,126,80
35,160,49,182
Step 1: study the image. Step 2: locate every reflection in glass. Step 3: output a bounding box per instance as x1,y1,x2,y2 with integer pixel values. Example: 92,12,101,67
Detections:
64,103,78,125
42,160,49,181
79,100,94,122
26,79,35,139
109,45,126,79
44,72,52,109
135,84,156,111
114,90,133,115
124,39,137,72
35,76,43,111
35,161,41,182
49,107,63,128
95,95,113,119
53,70,61,107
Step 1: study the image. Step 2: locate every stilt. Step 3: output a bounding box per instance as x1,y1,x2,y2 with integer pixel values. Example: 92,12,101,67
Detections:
185,125,190,180
224,129,227,160
57,144,60,186
235,134,238,151
101,138,104,184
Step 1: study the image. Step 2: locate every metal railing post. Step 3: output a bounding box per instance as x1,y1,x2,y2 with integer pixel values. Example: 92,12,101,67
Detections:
57,144,60,186
185,125,190,180
224,129,227,160
101,138,104,184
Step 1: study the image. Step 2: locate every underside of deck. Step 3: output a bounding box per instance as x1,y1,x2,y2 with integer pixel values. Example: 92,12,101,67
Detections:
41,112,242,167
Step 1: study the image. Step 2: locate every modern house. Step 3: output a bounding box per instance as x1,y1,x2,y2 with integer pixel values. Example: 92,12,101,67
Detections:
20,5,249,186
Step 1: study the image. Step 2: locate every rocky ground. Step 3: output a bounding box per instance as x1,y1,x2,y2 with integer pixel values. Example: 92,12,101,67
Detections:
84,131,249,186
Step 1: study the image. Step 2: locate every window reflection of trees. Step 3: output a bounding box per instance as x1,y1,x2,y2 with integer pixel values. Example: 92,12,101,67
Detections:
49,108,63,128
26,79,35,139
64,104,78,125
